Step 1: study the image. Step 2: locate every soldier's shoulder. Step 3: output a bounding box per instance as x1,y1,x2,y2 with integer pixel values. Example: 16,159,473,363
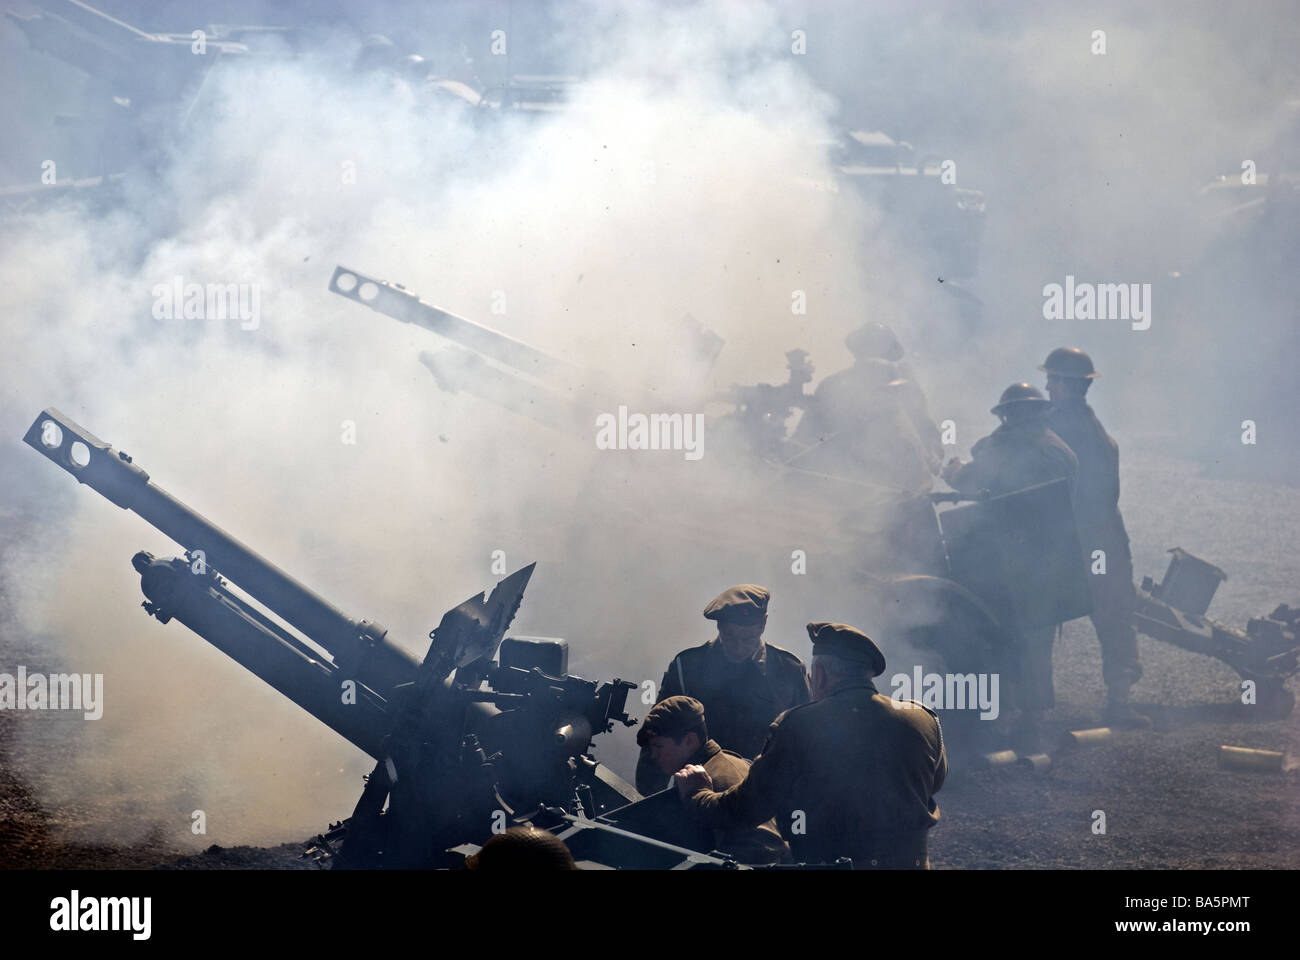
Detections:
1043,428,1080,462
880,695,940,718
1043,426,1075,450
1083,404,1118,436
768,698,819,732
702,746,751,790
1045,405,1081,427
764,642,808,671
876,695,945,735
670,641,714,665
812,367,854,394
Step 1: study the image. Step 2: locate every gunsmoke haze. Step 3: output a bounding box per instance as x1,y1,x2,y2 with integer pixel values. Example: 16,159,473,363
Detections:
0,0,1296,845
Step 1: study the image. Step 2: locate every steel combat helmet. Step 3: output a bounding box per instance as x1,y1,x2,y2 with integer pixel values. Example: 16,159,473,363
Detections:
991,382,1051,417
1040,346,1099,379
846,322,904,362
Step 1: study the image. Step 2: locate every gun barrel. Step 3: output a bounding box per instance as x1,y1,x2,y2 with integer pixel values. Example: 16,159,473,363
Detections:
329,265,572,379
133,551,391,756
24,408,418,691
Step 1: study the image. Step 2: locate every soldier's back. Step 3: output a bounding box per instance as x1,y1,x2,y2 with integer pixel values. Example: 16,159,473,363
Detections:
957,421,1078,498
763,683,946,867
793,363,932,493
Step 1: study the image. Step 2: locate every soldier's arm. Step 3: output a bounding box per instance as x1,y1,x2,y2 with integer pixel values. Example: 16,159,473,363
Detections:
659,657,684,699
943,436,989,491
686,723,789,831
1108,438,1123,508
933,733,948,795
903,396,944,470
945,457,982,492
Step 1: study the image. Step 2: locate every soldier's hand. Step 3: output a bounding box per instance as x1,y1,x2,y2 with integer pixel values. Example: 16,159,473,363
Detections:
674,764,713,799
940,457,966,484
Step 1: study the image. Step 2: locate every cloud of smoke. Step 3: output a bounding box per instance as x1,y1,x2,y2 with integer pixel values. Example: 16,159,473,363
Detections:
1,0,1296,849
794,2,1299,459
0,0,898,846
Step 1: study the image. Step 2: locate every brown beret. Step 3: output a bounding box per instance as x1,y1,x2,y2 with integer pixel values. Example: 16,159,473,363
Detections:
703,584,770,624
637,696,707,747
807,621,886,677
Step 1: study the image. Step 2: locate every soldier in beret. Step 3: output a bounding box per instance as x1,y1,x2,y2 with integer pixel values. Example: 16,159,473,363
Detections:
675,622,947,869
634,584,810,796
636,696,788,864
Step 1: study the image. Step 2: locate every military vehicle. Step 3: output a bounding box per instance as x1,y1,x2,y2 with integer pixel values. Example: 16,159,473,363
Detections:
833,128,986,281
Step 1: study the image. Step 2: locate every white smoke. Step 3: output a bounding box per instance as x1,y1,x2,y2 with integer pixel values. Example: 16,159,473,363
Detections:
0,0,889,846
2,0,1296,849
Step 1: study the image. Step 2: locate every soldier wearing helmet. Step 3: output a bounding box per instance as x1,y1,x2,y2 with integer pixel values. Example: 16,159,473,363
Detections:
842,321,943,472
1041,347,1148,727
942,382,1079,746
845,321,905,364
943,383,1078,500
789,322,947,575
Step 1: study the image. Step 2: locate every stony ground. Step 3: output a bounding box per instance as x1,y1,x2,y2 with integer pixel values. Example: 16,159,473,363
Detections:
1,444,1296,870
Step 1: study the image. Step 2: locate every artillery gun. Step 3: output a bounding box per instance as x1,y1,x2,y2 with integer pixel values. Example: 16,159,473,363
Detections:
22,407,744,869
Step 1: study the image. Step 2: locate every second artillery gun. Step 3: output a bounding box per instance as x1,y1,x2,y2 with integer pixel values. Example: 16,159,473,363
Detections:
23,407,744,869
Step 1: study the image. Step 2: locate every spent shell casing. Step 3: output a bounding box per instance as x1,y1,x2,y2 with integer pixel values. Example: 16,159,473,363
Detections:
981,750,1018,767
1017,753,1052,771
1218,745,1284,772
1059,727,1113,750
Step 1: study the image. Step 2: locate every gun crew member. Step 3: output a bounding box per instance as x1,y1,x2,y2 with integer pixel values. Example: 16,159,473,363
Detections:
1041,347,1148,727
943,382,1079,748
637,696,789,864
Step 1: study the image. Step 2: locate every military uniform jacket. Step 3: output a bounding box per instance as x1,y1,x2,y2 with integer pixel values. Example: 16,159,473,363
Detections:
950,420,1079,500
635,639,810,795
694,740,790,864
1045,401,1129,542
791,363,935,495
686,680,947,868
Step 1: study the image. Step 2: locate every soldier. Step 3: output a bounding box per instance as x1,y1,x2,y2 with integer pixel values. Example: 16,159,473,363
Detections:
675,622,947,869
636,696,789,864
942,383,1078,500
845,321,944,472
634,585,810,795
789,324,947,575
791,336,936,491
1040,347,1148,727
942,382,1079,746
